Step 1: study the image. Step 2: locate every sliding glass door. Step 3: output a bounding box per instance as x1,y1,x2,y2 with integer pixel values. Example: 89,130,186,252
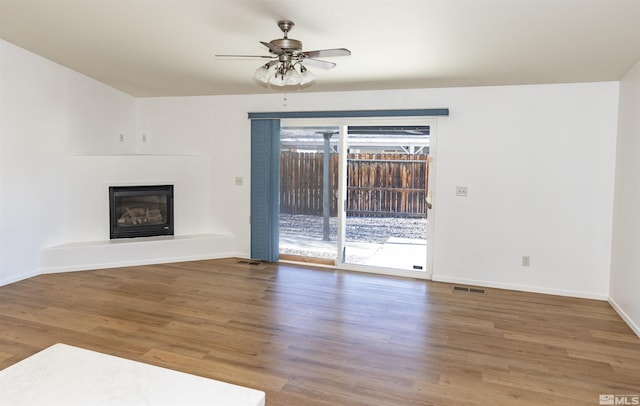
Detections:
340,125,429,272
279,117,435,278
278,126,339,265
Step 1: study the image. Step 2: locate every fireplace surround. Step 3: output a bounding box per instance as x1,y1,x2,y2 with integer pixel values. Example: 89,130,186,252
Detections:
109,185,174,239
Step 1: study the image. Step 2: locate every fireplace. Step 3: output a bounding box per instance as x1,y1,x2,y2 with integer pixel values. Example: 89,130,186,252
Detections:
109,185,174,239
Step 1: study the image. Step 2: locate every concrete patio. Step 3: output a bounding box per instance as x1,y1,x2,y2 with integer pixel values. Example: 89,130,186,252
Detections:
279,234,426,271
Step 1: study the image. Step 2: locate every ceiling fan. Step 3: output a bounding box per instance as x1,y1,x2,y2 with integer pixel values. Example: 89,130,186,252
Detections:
216,20,351,87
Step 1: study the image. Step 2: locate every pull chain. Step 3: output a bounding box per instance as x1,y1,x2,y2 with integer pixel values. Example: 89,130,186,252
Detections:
283,92,288,107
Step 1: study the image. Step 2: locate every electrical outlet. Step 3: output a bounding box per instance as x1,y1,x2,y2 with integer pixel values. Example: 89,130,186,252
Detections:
456,186,468,197
235,176,243,186
522,256,530,267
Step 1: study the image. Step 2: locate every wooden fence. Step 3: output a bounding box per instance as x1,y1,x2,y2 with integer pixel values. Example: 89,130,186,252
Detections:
280,152,429,218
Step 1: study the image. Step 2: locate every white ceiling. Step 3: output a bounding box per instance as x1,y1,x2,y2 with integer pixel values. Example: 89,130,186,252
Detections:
1,0,639,97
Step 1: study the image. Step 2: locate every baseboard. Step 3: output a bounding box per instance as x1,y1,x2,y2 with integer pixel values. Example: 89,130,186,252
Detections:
0,269,40,287
608,296,640,337
431,275,609,301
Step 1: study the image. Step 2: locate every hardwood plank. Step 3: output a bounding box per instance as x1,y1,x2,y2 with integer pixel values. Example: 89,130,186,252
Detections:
0,258,638,405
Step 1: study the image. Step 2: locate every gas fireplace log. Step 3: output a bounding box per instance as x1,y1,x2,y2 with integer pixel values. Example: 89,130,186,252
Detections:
118,207,163,225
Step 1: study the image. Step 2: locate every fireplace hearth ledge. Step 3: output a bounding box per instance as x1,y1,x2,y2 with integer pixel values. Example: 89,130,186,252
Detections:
40,234,237,274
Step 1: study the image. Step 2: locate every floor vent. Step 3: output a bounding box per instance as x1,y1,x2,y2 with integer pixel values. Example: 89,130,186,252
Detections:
237,260,262,266
453,286,486,295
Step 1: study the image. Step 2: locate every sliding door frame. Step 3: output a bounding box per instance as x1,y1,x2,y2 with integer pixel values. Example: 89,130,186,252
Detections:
249,109,447,278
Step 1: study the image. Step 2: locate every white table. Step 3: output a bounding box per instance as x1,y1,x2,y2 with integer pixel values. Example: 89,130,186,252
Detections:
0,343,265,406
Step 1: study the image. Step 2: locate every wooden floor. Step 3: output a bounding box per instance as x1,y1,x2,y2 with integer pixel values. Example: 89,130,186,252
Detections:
0,258,638,405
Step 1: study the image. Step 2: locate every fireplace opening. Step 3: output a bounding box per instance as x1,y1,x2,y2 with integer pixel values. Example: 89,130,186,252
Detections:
109,185,174,239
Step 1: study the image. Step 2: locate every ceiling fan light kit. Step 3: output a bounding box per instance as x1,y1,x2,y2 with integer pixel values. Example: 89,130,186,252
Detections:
299,65,315,85
254,65,271,84
254,60,315,87
218,20,350,90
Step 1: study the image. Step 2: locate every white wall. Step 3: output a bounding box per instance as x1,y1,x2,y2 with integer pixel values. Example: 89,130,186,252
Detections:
136,96,253,253
0,40,234,284
137,82,619,299
0,40,135,284
431,84,618,299
610,59,640,335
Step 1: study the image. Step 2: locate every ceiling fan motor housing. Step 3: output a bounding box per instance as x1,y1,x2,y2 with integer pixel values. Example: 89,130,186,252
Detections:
270,38,302,53
271,20,302,52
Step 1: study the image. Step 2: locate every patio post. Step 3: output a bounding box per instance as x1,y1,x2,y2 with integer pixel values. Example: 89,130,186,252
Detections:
322,132,333,241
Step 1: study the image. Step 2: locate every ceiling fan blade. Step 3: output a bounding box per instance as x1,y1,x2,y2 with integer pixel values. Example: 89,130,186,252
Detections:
215,54,275,59
302,58,336,70
303,48,351,58
260,41,284,55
